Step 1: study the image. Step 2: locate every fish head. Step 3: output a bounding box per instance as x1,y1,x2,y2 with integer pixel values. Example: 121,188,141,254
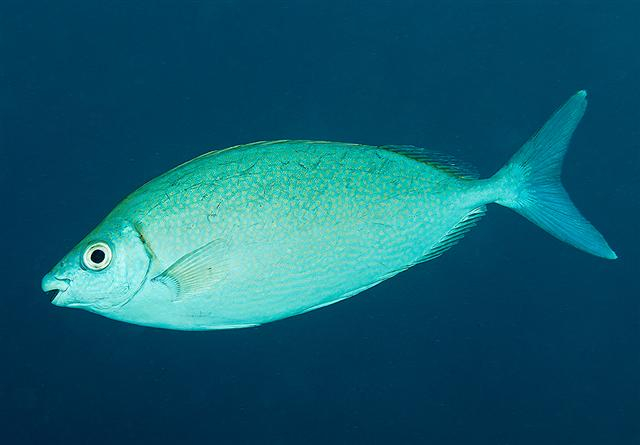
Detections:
42,218,151,313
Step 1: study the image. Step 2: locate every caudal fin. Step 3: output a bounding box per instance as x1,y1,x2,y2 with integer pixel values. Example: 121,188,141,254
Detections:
493,90,617,259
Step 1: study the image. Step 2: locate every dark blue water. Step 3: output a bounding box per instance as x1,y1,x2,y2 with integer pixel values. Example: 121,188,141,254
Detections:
2,1,638,444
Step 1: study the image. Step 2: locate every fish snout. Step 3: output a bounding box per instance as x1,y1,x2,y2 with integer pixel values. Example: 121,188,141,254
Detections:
41,274,70,304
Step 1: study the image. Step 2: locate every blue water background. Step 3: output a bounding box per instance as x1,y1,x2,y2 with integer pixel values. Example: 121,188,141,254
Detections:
1,1,638,444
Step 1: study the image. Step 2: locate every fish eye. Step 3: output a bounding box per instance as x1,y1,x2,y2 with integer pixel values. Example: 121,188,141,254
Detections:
83,242,112,271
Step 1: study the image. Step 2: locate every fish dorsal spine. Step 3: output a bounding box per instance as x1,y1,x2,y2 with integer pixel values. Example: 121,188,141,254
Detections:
380,144,479,179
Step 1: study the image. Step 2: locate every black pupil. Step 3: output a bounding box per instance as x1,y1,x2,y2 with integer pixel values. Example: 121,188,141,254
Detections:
90,248,106,264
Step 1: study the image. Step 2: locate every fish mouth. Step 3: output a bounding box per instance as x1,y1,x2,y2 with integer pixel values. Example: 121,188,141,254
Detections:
46,290,60,302
41,274,70,305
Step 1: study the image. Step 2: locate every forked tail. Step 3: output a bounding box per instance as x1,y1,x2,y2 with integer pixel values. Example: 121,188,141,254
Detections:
491,90,616,259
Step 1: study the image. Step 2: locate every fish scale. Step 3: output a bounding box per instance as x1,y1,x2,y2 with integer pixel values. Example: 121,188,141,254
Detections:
128,141,466,326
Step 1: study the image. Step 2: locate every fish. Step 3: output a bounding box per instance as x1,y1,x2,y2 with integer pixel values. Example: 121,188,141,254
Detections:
41,91,616,330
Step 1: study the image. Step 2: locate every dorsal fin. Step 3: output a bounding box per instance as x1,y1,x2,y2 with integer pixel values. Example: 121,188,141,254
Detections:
418,206,486,263
380,145,479,179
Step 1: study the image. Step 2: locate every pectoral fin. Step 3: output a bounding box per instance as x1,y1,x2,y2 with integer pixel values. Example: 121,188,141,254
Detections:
152,239,230,301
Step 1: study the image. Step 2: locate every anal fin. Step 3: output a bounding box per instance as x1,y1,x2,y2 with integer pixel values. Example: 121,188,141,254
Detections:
418,206,486,263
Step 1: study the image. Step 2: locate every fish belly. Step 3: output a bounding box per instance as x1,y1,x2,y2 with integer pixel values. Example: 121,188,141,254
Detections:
118,141,471,329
